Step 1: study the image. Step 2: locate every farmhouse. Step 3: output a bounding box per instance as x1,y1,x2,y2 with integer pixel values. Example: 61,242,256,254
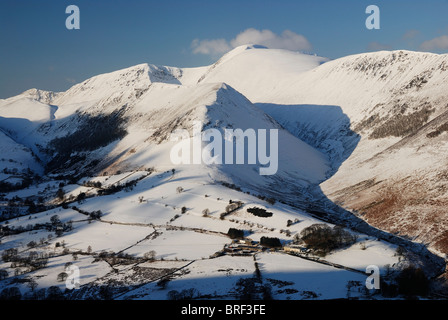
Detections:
224,239,263,255
283,244,310,254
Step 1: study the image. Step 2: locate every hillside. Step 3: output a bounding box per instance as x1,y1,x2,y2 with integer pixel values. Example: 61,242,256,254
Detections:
0,46,447,300
191,46,448,259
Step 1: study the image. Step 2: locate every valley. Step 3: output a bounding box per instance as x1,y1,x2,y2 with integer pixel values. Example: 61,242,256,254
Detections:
1,45,447,300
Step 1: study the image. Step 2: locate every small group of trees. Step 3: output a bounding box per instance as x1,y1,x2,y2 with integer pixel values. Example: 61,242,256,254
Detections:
83,181,102,188
221,182,242,192
76,192,86,203
46,112,127,172
167,288,200,300
260,236,282,248
370,106,434,139
220,201,243,219
70,207,102,221
49,215,73,236
227,228,245,240
5,250,49,272
287,219,300,227
279,229,291,237
247,207,273,218
56,188,65,201
254,195,276,205
296,223,357,256
395,266,430,297
1,248,19,262
0,178,33,193
92,250,155,265
97,179,139,196
1,216,71,238
379,265,430,298
0,269,8,280
88,211,103,220
221,182,276,205
22,285,65,300
1,196,50,223
0,287,22,300
235,277,272,300
25,198,46,214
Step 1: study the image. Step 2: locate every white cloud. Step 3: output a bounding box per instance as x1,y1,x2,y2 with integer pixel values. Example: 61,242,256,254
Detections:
366,41,392,51
230,28,312,52
420,35,448,51
65,78,77,84
191,28,312,56
402,29,420,40
191,38,232,55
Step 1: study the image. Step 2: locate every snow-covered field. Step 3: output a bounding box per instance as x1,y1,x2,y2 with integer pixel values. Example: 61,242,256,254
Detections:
1,45,447,300
0,169,403,300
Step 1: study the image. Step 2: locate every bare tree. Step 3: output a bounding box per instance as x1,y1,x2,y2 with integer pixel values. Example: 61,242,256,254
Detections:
46,286,63,300
57,272,68,282
143,250,156,261
27,279,38,292
202,208,210,217
27,241,37,249
0,269,8,280
0,287,22,300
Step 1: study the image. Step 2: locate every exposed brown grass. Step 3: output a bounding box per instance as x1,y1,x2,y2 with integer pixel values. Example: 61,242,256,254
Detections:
362,177,427,224
356,176,448,255
434,231,448,255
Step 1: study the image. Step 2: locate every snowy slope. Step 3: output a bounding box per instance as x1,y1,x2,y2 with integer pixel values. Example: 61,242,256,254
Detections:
256,50,448,257
288,51,448,256
1,46,447,300
193,45,328,102
191,47,448,256
0,169,407,300
0,130,42,175
0,57,332,204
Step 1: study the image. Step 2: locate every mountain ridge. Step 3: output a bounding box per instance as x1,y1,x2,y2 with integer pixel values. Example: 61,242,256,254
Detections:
0,46,447,292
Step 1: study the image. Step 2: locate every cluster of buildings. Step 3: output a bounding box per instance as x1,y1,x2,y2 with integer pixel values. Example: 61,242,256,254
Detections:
222,239,311,256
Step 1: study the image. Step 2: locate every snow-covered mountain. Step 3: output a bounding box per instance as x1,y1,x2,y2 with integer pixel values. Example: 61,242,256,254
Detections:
182,46,448,259
278,50,448,259
0,59,329,199
0,45,447,300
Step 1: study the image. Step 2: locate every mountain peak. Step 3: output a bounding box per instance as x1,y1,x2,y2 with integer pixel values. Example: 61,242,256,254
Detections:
16,88,59,104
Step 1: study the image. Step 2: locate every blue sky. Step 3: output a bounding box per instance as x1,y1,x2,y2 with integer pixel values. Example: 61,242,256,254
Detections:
1,0,448,98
